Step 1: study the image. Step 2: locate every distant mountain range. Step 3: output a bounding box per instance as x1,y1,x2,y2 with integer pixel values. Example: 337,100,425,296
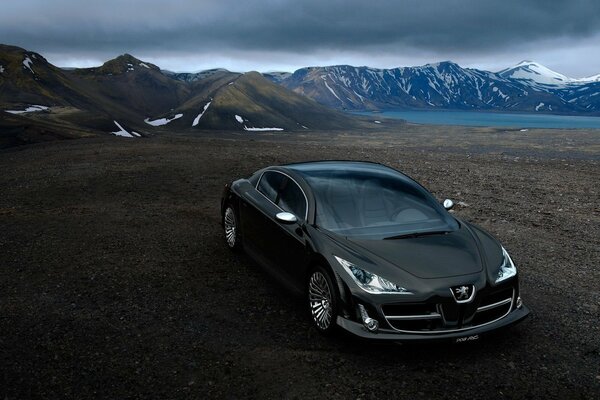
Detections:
0,44,359,147
273,61,600,115
2,43,599,148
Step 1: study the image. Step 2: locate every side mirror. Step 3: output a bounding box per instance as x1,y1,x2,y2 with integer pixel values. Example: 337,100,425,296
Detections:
443,199,454,210
275,212,298,224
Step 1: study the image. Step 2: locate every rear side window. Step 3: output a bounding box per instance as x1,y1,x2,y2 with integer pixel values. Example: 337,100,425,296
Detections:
257,171,283,203
257,171,307,220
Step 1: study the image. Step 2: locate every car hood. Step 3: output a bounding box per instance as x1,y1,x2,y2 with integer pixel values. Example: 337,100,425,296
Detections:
347,226,483,279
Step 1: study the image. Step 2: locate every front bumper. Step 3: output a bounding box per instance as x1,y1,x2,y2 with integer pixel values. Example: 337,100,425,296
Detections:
337,304,529,342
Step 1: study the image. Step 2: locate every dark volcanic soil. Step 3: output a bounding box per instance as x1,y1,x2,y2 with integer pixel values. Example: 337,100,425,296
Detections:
1,127,599,399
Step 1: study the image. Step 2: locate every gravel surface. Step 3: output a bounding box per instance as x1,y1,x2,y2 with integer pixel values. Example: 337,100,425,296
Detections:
1,127,599,399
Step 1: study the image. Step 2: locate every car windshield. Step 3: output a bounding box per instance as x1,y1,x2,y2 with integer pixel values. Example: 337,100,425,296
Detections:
296,164,458,240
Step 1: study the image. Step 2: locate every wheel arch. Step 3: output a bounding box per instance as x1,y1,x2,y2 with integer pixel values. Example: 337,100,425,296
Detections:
306,252,354,319
221,184,243,222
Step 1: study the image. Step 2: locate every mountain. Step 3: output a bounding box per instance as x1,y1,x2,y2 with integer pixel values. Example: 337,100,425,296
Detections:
0,44,99,109
160,71,354,131
1,45,363,148
499,60,600,86
279,61,600,115
498,60,572,86
262,71,292,83
67,54,191,118
163,68,232,83
0,44,143,146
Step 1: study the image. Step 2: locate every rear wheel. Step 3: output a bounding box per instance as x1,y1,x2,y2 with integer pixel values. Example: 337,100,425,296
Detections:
308,266,339,334
223,205,241,251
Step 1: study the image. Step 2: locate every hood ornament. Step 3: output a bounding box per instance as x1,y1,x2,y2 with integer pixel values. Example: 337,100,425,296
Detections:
451,284,475,303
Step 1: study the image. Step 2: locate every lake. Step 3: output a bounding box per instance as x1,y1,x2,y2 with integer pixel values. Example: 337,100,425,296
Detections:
351,110,600,129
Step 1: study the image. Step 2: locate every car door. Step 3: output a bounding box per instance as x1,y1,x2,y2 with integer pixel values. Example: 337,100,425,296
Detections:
269,173,309,286
241,170,309,291
240,171,284,256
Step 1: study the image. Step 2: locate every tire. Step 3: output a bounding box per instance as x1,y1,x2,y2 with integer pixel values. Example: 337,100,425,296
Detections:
307,266,339,334
223,205,241,251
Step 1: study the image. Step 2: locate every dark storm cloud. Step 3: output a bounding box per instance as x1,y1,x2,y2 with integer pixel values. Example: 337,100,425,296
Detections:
2,0,600,73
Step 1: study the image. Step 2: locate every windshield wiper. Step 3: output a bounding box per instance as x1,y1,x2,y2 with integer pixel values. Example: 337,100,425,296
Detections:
383,230,451,240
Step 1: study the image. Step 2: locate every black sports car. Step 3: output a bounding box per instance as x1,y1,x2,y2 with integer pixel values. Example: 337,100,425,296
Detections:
221,161,529,341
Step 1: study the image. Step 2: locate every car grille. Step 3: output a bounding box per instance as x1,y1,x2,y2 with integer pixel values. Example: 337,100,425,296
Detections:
381,287,515,333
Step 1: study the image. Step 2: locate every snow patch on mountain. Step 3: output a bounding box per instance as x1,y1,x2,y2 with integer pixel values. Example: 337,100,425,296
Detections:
112,120,140,138
353,90,365,102
139,63,150,69
234,114,283,131
535,102,545,111
321,75,341,101
492,86,509,101
0,65,4,73
144,113,183,126
192,101,211,127
23,56,34,74
244,126,284,131
5,105,49,114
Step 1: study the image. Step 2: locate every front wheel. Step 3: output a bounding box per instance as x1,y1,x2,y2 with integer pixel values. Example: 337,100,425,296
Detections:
223,205,241,251
307,266,339,334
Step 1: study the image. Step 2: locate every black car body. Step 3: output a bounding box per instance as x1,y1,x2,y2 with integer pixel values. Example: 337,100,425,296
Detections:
220,161,529,341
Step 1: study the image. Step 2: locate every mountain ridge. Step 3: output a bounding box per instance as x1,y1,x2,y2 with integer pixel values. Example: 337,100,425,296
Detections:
274,60,600,115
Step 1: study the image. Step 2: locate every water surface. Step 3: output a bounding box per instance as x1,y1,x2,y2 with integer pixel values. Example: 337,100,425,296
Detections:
352,110,600,129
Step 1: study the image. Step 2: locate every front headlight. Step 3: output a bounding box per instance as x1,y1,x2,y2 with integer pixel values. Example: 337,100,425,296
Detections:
334,256,412,294
496,247,517,283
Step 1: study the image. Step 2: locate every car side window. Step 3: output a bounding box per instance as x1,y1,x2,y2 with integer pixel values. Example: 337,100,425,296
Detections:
257,171,283,204
257,171,307,220
277,177,307,220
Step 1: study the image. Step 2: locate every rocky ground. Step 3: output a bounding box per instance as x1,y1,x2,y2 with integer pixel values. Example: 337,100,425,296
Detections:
1,126,599,399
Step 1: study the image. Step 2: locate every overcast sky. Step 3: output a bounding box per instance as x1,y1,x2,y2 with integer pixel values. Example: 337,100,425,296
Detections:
1,0,599,77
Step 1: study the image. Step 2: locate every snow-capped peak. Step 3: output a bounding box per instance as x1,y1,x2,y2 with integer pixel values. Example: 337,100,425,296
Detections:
499,61,571,86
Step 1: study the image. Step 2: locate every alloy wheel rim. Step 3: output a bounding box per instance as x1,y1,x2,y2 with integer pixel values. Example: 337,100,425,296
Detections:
309,271,333,330
224,208,236,247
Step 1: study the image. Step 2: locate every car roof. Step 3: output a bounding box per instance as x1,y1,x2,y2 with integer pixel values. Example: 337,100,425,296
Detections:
281,160,427,195
284,160,397,174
